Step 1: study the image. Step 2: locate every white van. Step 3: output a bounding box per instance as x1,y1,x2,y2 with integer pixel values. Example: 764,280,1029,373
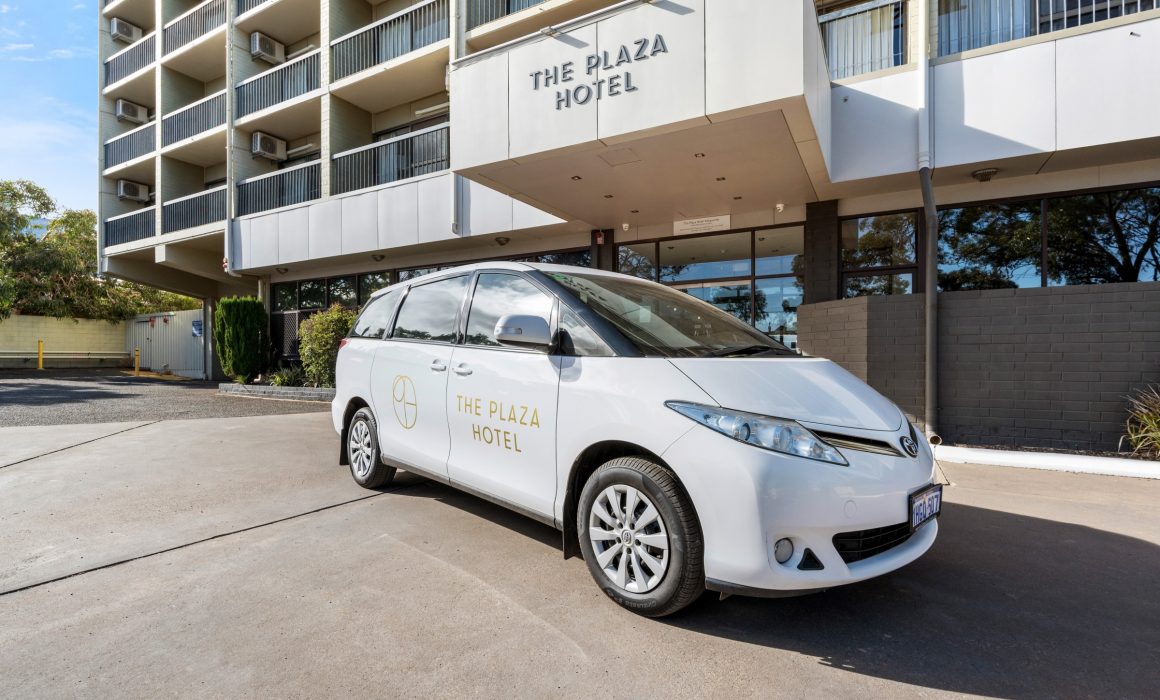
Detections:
333,262,940,616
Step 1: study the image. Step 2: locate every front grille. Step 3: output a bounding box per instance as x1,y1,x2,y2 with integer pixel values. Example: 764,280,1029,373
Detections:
833,522,912,564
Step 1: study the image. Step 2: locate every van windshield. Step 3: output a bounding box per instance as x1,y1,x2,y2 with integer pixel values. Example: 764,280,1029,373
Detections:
545,271,796,358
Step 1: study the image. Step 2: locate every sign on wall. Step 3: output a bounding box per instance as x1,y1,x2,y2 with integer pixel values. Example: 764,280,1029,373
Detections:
529,34,670,110
674,215,731,236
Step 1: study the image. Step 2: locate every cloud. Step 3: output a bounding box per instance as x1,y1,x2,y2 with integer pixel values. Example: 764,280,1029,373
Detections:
0,41,31,50
0,5,12,14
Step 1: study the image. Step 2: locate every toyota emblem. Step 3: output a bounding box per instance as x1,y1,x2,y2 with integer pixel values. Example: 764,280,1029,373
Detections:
900,436,919,458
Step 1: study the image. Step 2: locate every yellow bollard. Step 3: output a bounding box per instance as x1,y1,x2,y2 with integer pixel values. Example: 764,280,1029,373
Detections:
134,346,140,377
37,339,44,370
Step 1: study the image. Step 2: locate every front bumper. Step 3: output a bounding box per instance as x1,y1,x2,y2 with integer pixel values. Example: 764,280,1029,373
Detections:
661,424,939,594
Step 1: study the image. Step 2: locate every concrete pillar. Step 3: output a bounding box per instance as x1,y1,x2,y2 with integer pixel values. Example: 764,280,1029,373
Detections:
803,200,840,305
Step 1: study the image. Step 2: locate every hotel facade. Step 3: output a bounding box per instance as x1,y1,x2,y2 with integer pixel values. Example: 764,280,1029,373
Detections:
98,0,1160,451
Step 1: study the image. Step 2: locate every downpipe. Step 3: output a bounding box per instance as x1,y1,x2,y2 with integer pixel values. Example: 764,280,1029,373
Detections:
916,0,940,442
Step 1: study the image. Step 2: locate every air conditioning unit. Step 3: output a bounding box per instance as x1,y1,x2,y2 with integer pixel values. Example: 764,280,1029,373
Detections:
117,180,150,203
250,32,285,65
251,132,287,162
110,18,143,44
115,99,149,125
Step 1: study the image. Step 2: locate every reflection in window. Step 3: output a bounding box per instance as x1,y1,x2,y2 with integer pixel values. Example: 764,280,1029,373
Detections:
755,227,804,277
328,276,357,309
618,243,657,280
660,231,752,283
841,213,916,268
755,277,802,349
298,279,326,308
358,272,390,304
398,266,452,282
465,273,554,347
392,276,468,342
558,306,614,357
938,202,1042,290
845,273,913,298
679,283,753,324
533,249,591,267
351,289,401,339
272,283,296,312
1047,188,1160,285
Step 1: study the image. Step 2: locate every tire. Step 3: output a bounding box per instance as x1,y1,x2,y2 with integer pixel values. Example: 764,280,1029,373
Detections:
576,457,703,617
346,408,395,489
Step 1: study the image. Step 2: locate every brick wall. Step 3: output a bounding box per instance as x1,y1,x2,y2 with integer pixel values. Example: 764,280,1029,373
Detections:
798,282,1160,452
0,315,129,369
803,200,839,304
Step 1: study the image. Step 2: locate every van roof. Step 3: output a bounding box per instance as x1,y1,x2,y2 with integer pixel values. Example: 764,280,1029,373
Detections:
368,261,627,299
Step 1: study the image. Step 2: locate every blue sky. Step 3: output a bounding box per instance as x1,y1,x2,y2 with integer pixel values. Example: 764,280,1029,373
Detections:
0,1,97,212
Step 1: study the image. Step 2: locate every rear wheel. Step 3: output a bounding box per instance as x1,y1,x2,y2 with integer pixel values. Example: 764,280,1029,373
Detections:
347,408,395,489
577,457,703,617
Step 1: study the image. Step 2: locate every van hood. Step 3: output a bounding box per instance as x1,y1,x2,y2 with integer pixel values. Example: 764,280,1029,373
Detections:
667,357,904,432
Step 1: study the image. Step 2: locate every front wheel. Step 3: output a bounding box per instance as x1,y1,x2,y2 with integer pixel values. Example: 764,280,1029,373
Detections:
347,408,395,489
577,457,703,617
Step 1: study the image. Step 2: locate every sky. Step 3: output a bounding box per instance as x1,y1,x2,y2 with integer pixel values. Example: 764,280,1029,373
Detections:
0,1,97,212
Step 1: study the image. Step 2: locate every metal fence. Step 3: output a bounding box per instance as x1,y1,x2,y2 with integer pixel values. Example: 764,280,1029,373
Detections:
162,91,226,146
936,0,1157,55
236,50,320,118
164,0,226,55
162,186,227,234
105,124,156,168
331,0,449,81
466,0,545,30
332,125,450,195
105,34,155,86
819,0,907,79
105,208,156,248
237,162,321,216
237,0,270,15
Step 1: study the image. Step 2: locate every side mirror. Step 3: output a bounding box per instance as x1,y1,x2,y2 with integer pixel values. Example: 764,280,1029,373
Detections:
494,314,552,350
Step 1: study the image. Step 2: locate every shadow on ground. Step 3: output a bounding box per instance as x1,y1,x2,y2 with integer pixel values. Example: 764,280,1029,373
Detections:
389,472,1160,699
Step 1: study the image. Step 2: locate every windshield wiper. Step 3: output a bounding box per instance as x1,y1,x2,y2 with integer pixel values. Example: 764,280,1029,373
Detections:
707,344,787,358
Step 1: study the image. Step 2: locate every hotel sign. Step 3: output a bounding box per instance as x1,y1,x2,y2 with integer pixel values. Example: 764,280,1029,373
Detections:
528,34,670,110
674,215,731,236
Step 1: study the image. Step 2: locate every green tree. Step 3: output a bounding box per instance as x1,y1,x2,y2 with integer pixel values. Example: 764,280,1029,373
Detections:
214,296,268,383
298,304,357,388
0,180,199,321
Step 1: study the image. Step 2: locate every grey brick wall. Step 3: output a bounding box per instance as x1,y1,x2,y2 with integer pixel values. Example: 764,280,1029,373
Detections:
798,282,1160,452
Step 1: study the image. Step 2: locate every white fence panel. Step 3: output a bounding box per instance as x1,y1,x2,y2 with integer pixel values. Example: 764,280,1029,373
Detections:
126,309,206,379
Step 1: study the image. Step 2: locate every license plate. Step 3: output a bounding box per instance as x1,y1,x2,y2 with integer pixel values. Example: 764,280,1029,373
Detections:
909,484,942,531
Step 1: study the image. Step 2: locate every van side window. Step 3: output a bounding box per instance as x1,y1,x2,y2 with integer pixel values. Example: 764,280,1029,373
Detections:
559,306,615,357
465,273,554,347
350,289,401,339
392,276,469,343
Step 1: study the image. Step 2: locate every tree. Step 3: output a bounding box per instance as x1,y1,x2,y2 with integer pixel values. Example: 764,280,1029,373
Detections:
0,180,199,321
214,296,268,383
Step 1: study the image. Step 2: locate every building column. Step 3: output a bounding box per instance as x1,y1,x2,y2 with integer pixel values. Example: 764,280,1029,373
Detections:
591,229,616,270
803,200,841,304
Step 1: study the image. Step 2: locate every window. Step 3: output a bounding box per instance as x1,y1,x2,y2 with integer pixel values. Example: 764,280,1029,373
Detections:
558,306,614,357
938,202,1043,290
936,0,1157,56
1047,188,1160,285
659,231,752,283
272,282,296,312
755,277,802,349
398,265,453,283
465,273,555,347
527,249,592,267
351,289,402,339
755,226,804,277
358,272,390,305
298,279,326,309
820,0,907,79
392,275,468,343
841,212,918,297
618,243,658,280
328,276,357,309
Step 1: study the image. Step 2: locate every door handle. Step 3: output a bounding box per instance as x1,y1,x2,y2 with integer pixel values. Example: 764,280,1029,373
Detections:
452,364,472,376
430,360,447,372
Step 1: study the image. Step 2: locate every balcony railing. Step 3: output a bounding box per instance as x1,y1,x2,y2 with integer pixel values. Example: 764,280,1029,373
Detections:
163,186,227,233
236,49,320,118
164,0,226,55
237,0,270,15
820,0,906,80
105,122,156,169
332,125,449,196
105,208,156,248
331,0,449,81
162,90,226,146
105,33,155,86
466,0,545,30
936,0,1158,56
237,161,321,216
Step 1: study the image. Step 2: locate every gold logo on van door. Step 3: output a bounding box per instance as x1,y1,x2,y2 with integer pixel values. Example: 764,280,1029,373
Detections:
392,375,418,430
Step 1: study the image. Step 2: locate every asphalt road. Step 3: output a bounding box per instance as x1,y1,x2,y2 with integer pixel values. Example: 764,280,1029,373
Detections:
1,412,1157,698
0,369,326,426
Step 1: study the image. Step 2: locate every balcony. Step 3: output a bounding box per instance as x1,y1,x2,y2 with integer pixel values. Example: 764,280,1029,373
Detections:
104,122,156,170
937,0,1158,56
236,49,320,119
164,0,226,55
105,208,156,249
819,0,907,79
162,186,227,234
237,0,269,14
237,161,321,216
463,0,609,51
466,0,545,30
162,90,226,147
103,0,154,30
332,124,449,195
105,33,155,87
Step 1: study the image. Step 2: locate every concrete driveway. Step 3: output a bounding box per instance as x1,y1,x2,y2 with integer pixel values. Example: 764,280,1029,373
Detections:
1,412,1158,698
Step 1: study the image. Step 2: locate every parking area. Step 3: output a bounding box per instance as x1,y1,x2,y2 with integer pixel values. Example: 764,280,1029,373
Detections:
0,369,326,426
1,412,1157,698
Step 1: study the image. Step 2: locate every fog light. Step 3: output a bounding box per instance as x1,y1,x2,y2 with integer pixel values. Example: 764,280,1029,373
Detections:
774,538,794,564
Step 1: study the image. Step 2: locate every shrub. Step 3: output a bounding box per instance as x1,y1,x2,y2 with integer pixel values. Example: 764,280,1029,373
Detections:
213,296,267,384
299,304,357,388
269,365,307,387
1126,386,1160,457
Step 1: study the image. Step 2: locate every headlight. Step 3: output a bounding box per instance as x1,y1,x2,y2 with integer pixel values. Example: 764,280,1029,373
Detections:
665,401,847,466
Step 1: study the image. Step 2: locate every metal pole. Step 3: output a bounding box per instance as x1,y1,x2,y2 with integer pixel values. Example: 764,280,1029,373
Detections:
134,346,140,377
37,339,44,370
919,167,939,440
